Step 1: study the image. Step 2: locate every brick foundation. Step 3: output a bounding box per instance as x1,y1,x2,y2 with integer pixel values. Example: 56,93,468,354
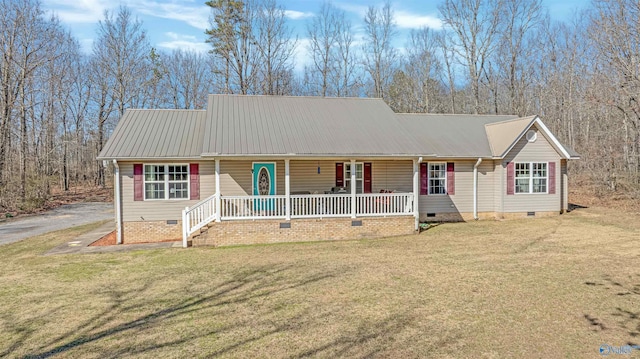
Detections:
496,211,559,220
420,211,560,222
123,220,182,244
192,216,416,247
120,211,561,245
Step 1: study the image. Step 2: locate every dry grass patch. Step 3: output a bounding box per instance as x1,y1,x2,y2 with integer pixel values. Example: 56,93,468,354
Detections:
0,207,639,358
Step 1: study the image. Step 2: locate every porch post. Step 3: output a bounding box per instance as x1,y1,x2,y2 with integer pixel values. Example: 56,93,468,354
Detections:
215,158,221,222
413,159,420,231
351,159,356,218
285,159,291,220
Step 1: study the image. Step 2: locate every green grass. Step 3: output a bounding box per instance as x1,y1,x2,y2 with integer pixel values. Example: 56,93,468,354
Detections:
0,207,639,358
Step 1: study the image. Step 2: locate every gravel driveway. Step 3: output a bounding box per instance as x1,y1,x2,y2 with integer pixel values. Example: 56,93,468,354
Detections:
0,202,114,246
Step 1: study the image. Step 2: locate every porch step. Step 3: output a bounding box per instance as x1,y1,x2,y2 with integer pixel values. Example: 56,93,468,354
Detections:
189,220,217,247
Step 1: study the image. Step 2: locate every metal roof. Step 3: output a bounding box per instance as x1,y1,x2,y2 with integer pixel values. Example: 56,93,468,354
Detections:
396,113,520,157
202,95,425,156
97,109,206,159
98,95,578,160
485,116,537,157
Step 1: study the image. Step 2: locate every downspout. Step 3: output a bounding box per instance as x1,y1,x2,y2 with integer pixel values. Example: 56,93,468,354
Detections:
112,160,123,244
473,158,482,220
413,157,423,231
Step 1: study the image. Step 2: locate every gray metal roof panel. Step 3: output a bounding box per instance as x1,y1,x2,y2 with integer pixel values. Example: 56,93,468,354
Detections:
97,109,206,159
202,95,427,156
397,113,520,157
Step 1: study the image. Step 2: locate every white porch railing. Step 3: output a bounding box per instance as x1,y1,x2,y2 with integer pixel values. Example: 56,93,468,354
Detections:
182,194,217,247
181,192,415,247
220,195,287,220
356,193,414,216
290,194,352,218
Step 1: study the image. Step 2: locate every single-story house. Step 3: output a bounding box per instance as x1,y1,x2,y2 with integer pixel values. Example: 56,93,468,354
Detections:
97,95,580,247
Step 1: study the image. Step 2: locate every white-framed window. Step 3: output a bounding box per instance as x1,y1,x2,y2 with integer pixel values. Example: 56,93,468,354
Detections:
144,164,189,200
428,162,447,195
344,162,363,193
515,162,547,194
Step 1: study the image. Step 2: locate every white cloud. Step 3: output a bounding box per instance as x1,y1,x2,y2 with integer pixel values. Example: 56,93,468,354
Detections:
42,0,111,23
284,10,314,20
334,2,368,18
294,38,311,73
133,1,210,30
395,11,442,30
158,32,209,53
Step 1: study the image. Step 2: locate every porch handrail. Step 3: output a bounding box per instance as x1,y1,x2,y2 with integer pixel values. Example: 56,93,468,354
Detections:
290,193,352,218
355,192,414,216
220,195,288,220
182,193,217,247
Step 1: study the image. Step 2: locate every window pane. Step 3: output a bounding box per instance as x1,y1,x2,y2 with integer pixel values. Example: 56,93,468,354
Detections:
356,163,363,179
429,163,446,194
515,179,530,193
169,182,188,199
145,165,165,181
533,178,547,193
168,165,188,181
533,163,546,177
515,163,529,178
145,183,165,199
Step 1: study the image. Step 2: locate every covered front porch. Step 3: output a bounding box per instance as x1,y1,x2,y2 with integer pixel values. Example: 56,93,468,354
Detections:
181,158,421,247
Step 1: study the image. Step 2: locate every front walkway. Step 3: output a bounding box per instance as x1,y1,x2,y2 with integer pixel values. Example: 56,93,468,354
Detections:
45,222,180,255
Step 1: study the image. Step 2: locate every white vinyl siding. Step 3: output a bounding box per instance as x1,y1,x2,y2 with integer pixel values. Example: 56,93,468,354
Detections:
419,160,495,215
500,126,561,213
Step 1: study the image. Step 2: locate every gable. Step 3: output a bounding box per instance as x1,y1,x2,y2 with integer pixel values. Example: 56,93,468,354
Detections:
503,125,561,163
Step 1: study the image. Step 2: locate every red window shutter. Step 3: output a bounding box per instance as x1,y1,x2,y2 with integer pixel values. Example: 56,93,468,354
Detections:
190,163,200,200
447,162,455,195
420,163,428,195
133,164,143,201
335,163,344,187
506,162,515,195
364,162,372,193
548,161,556,194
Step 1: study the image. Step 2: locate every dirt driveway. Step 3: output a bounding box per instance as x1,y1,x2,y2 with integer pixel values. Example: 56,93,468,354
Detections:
0,202,113,246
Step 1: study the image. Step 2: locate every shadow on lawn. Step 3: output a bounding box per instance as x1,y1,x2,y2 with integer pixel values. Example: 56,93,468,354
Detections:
583,275,640,345
5,264,341,358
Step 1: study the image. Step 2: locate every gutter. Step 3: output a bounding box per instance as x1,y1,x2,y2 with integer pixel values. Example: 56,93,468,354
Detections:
112,160,123,244
473,158,482,220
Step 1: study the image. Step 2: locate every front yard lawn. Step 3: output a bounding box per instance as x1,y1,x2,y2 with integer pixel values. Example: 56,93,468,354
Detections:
1,207,639,358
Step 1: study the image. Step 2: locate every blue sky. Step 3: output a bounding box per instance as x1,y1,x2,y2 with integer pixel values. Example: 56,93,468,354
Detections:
40,0,587,70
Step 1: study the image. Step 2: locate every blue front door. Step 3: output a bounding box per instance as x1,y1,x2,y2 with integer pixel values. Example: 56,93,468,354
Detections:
253,163,276,211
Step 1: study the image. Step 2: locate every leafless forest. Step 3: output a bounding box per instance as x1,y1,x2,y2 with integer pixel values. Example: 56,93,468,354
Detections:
1,0,638,213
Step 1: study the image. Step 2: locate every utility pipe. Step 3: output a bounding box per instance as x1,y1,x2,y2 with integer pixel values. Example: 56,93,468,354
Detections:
473,158,482,220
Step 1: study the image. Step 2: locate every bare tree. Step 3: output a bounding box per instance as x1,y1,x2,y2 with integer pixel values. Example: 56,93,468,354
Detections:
253,0,296,95
590,0,640,182
438,30,458,113
439,0,503,114
362,1,397,100
404,27,443,112
93,6,151,118
495,0,544,115
163,49,214,109
90,6,150,186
